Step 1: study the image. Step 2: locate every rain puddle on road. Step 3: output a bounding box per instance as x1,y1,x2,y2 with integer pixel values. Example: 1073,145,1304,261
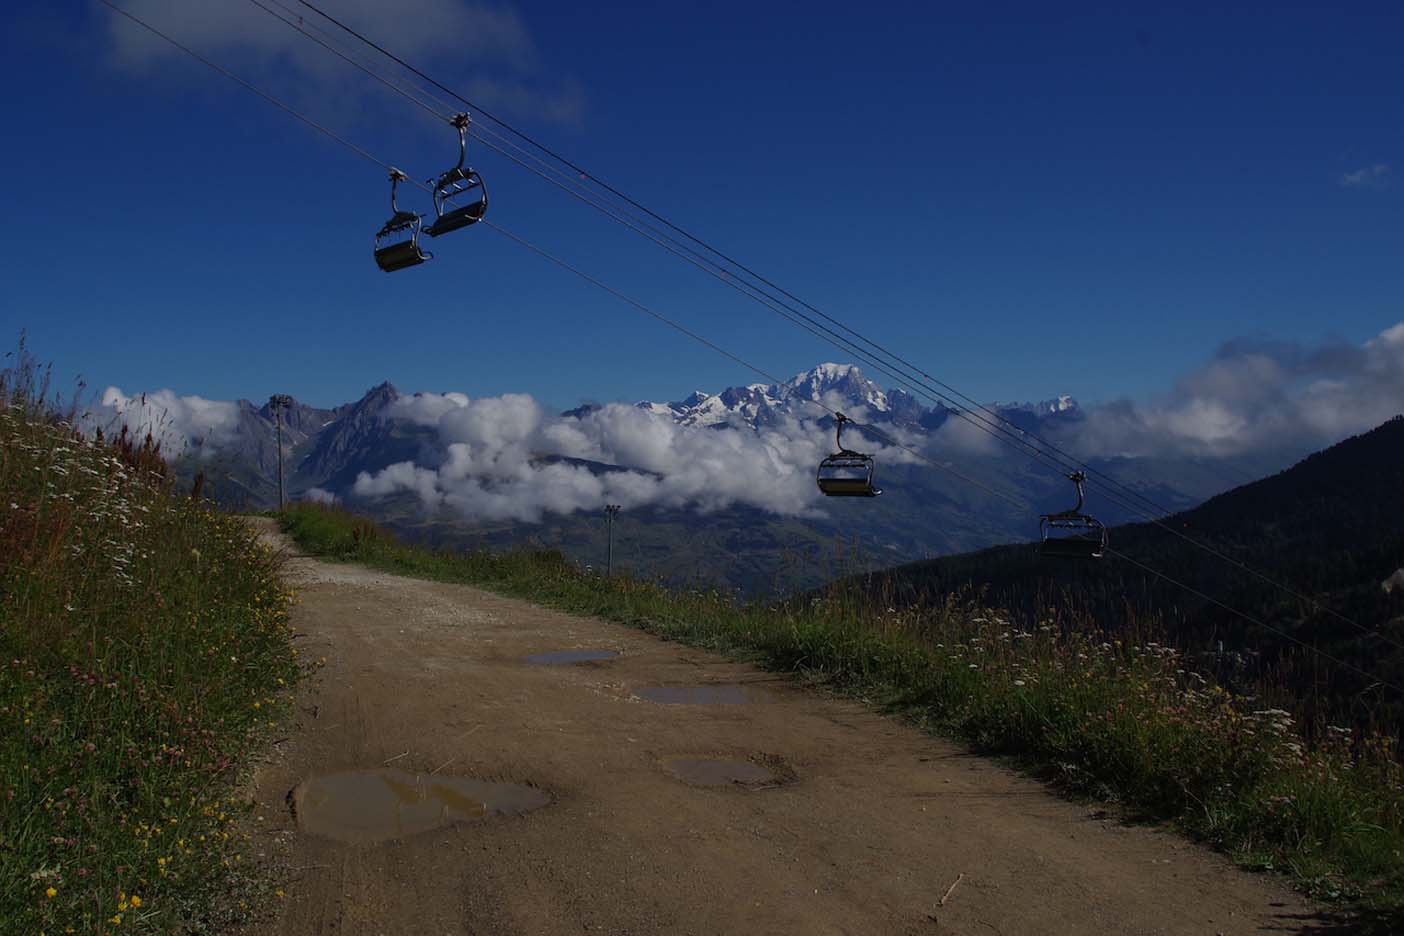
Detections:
526,649,619,666
632,685,765,704
291,769,549,843
664,758,776,787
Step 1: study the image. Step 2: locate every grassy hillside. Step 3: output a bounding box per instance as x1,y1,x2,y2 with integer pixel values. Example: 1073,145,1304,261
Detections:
864,417,1404,734
0,390,300,933
282,502,1404,929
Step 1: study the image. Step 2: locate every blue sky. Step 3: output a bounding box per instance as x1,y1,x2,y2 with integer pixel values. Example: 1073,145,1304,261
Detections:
2,1,1400,412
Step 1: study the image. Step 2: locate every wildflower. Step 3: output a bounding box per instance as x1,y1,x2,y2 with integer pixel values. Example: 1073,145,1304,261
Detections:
45,886,57,898
129,895,142,908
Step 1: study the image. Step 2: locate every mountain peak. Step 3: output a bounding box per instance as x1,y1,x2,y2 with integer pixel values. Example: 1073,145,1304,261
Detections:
790,362,862,384
994,395,1080,416
783,363,888,412
365,380,399,398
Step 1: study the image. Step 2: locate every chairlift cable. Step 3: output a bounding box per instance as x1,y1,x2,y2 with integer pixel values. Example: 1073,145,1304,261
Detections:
97,0,1404,673
463,120,1404,651
104,0,1027,511
245,0,453,124
264,10,1396,651
1107,548,1402,695
239,0,1005,431
288,0,1181,518
96,0,396,175
253,4,1261,522
482,218,1028,507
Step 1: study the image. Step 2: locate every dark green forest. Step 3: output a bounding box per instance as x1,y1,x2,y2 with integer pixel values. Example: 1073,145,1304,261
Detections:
862,416,1404,734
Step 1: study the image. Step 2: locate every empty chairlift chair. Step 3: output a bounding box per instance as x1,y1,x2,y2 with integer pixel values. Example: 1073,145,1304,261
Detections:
1039,471,1107,558
816,413,881,497
373,169,432,272
424,113,488,237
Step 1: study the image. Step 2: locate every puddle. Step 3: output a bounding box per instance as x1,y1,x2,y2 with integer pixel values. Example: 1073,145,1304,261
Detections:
526,649,619,666
633,685,764,704
665,758,776,787
291,769,549,843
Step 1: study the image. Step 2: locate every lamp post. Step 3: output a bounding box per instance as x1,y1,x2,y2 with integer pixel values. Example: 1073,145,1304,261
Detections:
604,504,621,577
268,394,294,510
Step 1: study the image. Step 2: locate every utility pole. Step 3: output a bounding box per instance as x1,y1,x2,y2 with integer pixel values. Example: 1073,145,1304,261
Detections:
268,394,294,511
604,504,621,577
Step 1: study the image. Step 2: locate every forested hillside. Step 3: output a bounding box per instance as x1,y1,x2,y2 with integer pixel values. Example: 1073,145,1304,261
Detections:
864,416,1404,732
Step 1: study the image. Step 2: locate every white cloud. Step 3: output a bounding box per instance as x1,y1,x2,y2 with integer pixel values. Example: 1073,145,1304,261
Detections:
390,391,470,426
87,387,241,457
1066,322,1404,457
1340,164,1390,187
101,0,584,126
349,395,918,522
930,414,1004,456
108,0,535,72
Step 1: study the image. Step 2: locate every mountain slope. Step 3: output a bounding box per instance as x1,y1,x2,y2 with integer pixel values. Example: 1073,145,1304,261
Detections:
863,416,1404,727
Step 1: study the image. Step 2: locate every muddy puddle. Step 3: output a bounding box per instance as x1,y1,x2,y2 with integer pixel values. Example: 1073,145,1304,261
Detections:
291,768,549,843
664,758,776,787
633,684,768,704
526,649,619,666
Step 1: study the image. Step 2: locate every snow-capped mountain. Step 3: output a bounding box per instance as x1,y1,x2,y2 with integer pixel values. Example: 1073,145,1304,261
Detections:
182,363,1083,510
151,363,1258,595
995,395,1080,416
636,362,1078,432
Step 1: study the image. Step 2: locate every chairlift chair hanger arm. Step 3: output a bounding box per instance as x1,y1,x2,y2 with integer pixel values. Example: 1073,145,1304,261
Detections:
424,112,488,236
373,167,432,271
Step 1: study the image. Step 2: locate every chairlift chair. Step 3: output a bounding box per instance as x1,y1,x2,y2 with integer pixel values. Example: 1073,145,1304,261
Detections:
816,413,881,497
373,169,432,272
1039,471,1106,558
424,113,488,237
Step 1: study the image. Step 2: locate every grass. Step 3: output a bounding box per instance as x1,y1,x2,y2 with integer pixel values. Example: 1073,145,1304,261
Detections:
282,501,1404,929
0,386,301,934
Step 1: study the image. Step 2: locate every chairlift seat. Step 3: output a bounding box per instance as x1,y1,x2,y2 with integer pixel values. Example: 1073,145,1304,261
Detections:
818,477,881,497
424,199,487,237
1039,535,1106,559
425,155,488,237
372,170,431,272
375,240,430,272
1039,514,1106,559
817,452,880,497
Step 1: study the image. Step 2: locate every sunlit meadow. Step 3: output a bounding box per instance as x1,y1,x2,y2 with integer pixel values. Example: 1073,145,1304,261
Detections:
1,372,301,934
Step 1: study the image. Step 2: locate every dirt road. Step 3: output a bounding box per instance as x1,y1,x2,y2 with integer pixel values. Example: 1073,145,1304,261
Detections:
239,519,1323,935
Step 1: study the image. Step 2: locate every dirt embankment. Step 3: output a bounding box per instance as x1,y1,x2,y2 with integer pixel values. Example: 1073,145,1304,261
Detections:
236,518,1323,935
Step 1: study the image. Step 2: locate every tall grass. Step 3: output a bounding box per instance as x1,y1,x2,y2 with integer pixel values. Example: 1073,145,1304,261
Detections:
283,501,1404,927
1,378,300,933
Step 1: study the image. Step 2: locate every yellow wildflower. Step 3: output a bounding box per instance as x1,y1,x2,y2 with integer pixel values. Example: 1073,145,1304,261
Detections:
45,886,57,898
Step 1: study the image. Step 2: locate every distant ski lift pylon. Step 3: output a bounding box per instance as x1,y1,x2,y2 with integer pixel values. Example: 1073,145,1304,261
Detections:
816,413,881,497
1039,471,1107,558
424,113,488,237
373,168,431,272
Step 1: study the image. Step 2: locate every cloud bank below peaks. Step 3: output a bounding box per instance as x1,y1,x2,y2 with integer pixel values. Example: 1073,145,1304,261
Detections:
86,387,241,457
353,392,915,522
1069,322,1404,458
